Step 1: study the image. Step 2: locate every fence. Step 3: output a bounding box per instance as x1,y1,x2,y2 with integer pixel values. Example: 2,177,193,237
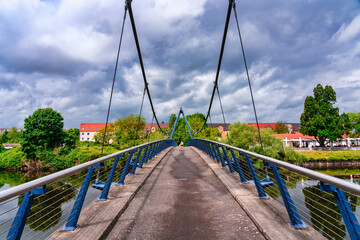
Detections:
188,138,360,240
0,139,176,240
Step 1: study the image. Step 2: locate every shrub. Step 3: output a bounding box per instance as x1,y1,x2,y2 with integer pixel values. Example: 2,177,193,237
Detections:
0,147,26,168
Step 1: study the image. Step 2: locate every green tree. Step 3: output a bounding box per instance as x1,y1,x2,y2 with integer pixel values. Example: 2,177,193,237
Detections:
228,122,257,149
228,122,304,160
114,114,146,148
170,112,216,145
7,127,20,143
347,112,360,137
0,144,5,153
274,121,288,134
21,108,66,158
63,128,80,149
94,123,115,144
169,114,177,129
1,130,9,143
300,84,351,147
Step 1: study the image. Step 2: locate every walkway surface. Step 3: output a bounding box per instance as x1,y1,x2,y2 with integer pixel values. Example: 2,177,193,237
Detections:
106,147,264,240
50,146,324,240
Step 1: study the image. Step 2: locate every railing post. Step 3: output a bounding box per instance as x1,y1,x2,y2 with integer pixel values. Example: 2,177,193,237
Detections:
153,142,159,156
130,148,142,175
210,143,219,162
229,149,248,183
138,145,149,168
208,143,216,160
221,146,235,173
7,185,47,240
204,142,211,157
270,163,306,228
62,164,101,231
145,144,154,164
117,150,136,185
153,142,159,157
320,182,360,239
97,155,124,201
145,143,154,164
215,144,226,167
240,153,269,199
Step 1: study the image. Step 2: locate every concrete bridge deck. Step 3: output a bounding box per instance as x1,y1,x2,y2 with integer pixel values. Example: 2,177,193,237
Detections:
50,147,324,240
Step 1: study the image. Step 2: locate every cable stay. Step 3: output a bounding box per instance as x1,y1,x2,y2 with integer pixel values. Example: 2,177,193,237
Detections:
126,0,167,134
93,4,128,190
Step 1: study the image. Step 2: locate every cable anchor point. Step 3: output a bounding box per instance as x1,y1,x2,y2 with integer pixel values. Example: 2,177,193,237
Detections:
125,0,132,10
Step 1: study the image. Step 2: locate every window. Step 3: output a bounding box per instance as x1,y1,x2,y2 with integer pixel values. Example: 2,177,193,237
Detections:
218,127,223,130
88,127,90,130
152,127,155,132
96,128,98,130
82,128,84,130
87,138,89,140
82,138,84,140
87,133,90,135
82,133,84,135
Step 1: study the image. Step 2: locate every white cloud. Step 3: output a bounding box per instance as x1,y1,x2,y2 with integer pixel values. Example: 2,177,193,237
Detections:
333,14,360,43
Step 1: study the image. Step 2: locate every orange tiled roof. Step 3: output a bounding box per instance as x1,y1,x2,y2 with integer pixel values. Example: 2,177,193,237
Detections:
247,123,278,129
80,123,106,132
144,123,169,130
275,133,315,139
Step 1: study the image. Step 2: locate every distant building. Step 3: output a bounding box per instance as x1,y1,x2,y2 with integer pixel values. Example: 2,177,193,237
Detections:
0,128,24,134
208,123,230,139
79,122,170,141
144,123,169,134
275,133,315,148
247,123,277,131
285,123,301,134
247,122,301,134
79,123,106,141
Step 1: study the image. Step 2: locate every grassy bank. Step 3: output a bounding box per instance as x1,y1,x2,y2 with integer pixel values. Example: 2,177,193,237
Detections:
316,169,360,176
0,144,119,170
296,150,360,162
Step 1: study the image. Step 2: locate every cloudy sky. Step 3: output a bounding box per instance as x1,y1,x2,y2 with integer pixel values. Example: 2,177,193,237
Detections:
1,0,360,128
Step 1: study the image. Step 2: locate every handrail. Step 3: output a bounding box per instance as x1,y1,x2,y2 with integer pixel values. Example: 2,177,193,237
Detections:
0,139,167,202
192,138,360,195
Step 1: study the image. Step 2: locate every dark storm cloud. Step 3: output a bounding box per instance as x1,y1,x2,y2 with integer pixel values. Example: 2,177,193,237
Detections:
0,0,360,128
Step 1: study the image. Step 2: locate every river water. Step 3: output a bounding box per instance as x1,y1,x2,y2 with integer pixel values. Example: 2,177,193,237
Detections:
0,168,359,239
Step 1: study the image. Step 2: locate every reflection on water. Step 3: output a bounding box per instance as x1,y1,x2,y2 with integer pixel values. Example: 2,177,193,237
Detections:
0,170,104,239
20,182,76,232
303,184,347,240
0,168,359,239
278,176,360,240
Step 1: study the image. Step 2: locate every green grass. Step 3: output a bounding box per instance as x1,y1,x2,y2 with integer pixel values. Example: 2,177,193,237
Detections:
316,169,360,176
297,150,360,162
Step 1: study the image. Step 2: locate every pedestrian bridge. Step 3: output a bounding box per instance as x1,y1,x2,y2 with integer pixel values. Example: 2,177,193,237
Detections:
0,139,359,240
1,0,360,239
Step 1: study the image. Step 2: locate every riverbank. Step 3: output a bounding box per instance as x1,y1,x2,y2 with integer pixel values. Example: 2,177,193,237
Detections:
296,150,360,161
0,144,119,171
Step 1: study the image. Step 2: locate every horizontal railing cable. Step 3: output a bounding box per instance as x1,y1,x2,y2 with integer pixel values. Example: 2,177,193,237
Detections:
0,139,165,203
194,138,360,195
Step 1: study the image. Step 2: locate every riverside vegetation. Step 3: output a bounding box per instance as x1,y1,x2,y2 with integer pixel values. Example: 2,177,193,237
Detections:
0,109,221,170
1,104,359,170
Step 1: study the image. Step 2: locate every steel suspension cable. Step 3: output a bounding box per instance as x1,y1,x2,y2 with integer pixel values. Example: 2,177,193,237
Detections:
134,87,147,144
96,5,128,182
232,2,265,155
197,0,234,133
126,0,166,134
216,86,230,143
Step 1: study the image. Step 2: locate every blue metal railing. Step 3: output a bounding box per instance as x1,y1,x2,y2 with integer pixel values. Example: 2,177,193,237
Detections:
188,138,360,240
0,139,176,240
